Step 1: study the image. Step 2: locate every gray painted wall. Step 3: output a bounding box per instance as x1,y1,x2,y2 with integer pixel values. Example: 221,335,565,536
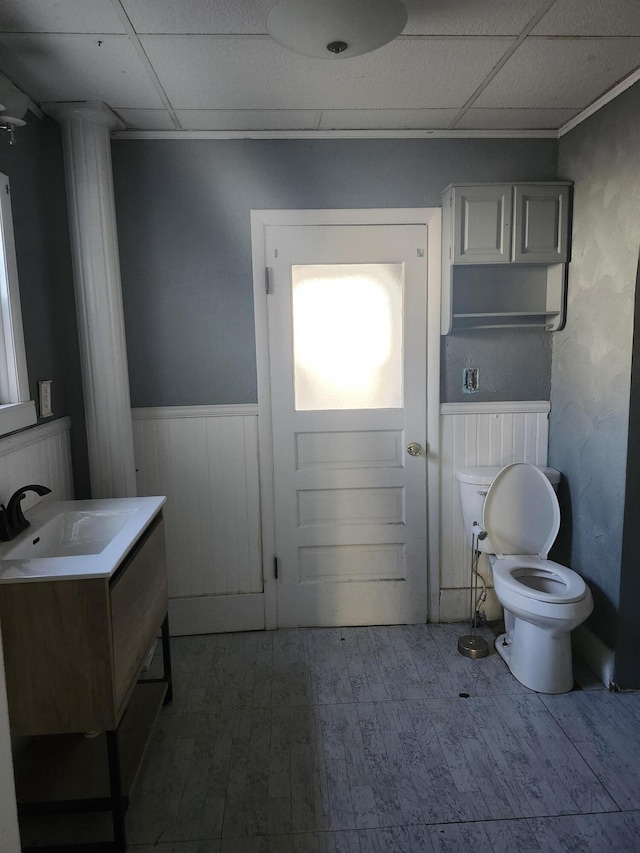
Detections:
0,114,89,499
442,329,551,403
550,82,640,673
111,137,557,407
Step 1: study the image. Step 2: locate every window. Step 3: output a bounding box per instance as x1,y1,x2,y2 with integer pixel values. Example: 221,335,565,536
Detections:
0,172,36,434
292,262,404,411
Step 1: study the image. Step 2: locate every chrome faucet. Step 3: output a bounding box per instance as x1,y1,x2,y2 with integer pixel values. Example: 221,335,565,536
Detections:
0,484,51,541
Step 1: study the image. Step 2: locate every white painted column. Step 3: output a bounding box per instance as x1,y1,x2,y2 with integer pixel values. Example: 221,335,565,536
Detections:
45,102,136,497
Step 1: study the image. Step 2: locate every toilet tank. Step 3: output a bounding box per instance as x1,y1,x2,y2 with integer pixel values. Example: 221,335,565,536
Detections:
455,465,560,553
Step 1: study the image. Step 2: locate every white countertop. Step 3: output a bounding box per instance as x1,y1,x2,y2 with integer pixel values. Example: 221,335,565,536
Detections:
0,496,166,583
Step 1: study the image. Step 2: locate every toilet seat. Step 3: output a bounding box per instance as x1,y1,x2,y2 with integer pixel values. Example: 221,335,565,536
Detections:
491,556,587,604
483,463,560,559
484,464,589,607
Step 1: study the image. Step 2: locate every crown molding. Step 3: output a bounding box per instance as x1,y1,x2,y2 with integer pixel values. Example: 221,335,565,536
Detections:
112,127,558,140
558,66,640,138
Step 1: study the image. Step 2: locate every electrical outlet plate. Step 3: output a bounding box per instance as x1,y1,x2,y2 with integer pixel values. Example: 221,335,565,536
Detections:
38,379,53,417
463,367,479,393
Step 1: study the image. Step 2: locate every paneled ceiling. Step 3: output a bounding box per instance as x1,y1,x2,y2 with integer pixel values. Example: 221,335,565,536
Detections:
0,0,639,135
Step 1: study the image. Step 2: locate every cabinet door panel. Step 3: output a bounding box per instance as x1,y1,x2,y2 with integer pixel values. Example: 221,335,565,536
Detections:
0,578,114,735
452,185,511,264
512,185,570,262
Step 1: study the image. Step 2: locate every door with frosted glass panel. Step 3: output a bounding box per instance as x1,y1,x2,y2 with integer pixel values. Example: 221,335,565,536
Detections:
266,224,428,627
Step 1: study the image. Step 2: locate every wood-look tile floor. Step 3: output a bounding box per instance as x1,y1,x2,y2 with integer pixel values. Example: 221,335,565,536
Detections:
120,623,640,852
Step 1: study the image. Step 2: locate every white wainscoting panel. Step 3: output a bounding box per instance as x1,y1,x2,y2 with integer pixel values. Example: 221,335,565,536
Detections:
132,405,264,635
439,402,550,622
0,417,74,511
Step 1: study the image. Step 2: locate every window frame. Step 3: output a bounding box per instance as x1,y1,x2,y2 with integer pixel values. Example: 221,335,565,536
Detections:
0,172,36,435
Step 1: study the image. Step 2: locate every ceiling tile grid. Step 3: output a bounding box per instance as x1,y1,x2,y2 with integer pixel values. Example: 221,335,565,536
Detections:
0,0,637,134
0,33,165,107
475,37,640,109
0,0,127,34
317,108,461,130
174,109,323,131
139,35,512,111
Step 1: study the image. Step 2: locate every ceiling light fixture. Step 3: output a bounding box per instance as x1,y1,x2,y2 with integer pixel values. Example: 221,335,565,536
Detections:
0,75,29,145
266,0,408,60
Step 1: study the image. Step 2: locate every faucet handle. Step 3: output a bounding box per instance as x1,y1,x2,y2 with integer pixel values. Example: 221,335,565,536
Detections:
0,504,11,541
5,484,52,539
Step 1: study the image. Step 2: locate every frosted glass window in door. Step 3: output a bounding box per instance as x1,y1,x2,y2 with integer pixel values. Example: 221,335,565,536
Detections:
292,263,404,410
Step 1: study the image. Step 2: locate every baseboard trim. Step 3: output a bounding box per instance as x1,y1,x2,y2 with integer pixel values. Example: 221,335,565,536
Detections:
571,624,615,689
169,593,265,635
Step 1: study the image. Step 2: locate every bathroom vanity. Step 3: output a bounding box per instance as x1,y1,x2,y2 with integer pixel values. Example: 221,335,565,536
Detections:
0,496,171,851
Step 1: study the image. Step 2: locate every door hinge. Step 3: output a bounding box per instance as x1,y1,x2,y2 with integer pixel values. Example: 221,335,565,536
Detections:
265,267,272,294
274,556,279,580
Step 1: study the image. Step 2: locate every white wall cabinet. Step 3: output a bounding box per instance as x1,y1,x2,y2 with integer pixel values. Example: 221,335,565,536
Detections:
441,182,571,333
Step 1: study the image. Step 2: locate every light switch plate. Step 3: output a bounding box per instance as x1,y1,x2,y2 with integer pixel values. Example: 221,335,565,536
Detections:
38,379,53,417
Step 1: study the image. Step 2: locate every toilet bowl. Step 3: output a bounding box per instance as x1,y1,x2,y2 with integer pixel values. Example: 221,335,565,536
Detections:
456,463,593,694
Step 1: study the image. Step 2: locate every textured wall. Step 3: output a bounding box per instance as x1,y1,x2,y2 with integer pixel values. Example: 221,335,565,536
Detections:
550,82,640,651
617,256,640,686
112,137,558,407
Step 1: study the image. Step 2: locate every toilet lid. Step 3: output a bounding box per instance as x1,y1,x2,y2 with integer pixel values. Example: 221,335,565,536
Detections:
483,463,560,559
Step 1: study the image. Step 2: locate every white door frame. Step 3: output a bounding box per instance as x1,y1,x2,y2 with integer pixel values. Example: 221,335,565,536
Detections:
251,208,442,629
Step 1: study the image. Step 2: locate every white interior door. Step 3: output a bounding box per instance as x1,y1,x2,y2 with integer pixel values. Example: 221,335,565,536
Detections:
264,222,429,627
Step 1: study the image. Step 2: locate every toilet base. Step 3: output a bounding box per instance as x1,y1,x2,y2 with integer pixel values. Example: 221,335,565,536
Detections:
495,616,575,694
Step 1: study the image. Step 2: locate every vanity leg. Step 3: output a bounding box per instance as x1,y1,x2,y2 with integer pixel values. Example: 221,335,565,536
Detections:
161,612,173,705
106,729,127,852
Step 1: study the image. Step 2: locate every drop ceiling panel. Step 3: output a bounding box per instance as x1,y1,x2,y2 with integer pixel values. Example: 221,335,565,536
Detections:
175,109,322,130
456,107,581,130
0,0,126,33
123,0,549,38
475,37,640,108
114,109,177,130
0,34,165,107
403,0,549,36
141,35,511,110
121,0,273,34
532,0,640,36
0,1,637,134
319,109,459,130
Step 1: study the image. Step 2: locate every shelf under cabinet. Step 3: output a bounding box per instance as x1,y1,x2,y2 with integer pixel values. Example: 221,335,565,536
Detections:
451,310,561,331
13,680,167,806
453,311,560,319
442,263,566,334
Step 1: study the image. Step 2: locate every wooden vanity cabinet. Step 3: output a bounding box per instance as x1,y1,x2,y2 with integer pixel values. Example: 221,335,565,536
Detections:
0,513,168,736
0,508,171,852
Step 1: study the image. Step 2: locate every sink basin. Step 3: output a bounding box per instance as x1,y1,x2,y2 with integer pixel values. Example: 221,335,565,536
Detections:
0,496,166,582
3,509,135,558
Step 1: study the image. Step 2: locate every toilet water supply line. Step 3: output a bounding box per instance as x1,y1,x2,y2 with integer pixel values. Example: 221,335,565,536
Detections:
470,523,488,631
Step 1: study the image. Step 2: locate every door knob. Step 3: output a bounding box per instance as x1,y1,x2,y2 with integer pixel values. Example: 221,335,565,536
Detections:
407,442,423,457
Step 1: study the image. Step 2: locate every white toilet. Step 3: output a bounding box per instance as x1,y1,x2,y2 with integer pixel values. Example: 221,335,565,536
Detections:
456,463,593,694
